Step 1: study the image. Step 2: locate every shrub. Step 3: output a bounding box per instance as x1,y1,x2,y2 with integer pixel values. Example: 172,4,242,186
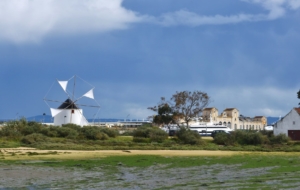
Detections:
21,122,43,136
56,127,78,139
99,128,119,138
132,126,168,143
0,123,23,140
62,124,81,132
120,130,134,136
176,127,202,145
270,133,290,144
259,130,274,138
21,133,48,144
133,127,151,138
40,127,58,137
80,126,109,140
213,133,231,145
149,128,168,143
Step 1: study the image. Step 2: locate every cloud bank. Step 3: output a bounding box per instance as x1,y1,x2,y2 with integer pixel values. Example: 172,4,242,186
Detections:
155,0,300,26
0,0,299,43
0,0,141,43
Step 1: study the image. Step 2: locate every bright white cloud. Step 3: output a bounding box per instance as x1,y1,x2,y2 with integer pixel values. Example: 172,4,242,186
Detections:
0,0,141,43
1,0,300,43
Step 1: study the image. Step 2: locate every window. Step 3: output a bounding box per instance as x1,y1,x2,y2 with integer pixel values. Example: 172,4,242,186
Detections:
71,110,74,114
293,121,296,125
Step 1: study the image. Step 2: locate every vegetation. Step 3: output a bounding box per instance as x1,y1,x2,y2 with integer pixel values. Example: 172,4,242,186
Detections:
175,127,203,145
0,119,118,143
213,130,290,146
298,89,300,105
2,154,300,189
149,90,210,127
132,125,168,143
0,119,298,152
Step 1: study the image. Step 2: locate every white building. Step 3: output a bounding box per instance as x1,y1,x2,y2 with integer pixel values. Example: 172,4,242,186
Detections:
51,98,89,127
274,108,300,140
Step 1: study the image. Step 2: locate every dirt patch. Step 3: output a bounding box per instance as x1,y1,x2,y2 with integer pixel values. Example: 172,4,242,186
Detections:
2,148,300,160
0,149,242,160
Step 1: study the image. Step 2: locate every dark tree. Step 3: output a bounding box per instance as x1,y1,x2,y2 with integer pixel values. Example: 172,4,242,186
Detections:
149,90,210,127
298,90,300,105
148,98,176,125
171,91,210,127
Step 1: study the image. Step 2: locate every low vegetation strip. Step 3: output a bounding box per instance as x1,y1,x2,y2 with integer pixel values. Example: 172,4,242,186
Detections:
0,119,298,152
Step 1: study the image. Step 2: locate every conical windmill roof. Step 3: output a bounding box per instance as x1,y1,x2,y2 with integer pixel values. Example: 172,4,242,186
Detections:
57,99,79,109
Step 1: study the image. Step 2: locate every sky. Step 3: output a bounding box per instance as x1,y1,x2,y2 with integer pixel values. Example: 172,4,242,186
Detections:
1,0,300,120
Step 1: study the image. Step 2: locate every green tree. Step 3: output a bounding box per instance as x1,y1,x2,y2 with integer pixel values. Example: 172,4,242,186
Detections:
149,90,210,127
171,90,210,127
297,89,300,105
148,99,176,125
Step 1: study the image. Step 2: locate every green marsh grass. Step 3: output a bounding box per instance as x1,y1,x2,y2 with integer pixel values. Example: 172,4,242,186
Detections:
2,153,300,189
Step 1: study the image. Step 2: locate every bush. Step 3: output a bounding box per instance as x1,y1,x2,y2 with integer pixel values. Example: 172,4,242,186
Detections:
62,124,81,131
99,127,119,138
176,127,202,145
132,126,168,143
21,122,43,136
21,133,48,144
40,127,58,137
213,133,231,145
56,127,78,139
149,128,168,143
270,133,290,144
120,130,134,136
0,122,23,140
132,127,151,138
80,126,109,140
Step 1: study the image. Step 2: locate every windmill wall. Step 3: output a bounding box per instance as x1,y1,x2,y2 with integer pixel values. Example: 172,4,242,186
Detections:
53,109,89,126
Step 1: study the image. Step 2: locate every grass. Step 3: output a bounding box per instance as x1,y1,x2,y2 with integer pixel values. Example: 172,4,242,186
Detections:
2,153,300,189
0,139,21,148
2,135,300,152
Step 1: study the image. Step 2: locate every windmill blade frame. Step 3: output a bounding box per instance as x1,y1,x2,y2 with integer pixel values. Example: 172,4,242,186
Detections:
44,75,101,126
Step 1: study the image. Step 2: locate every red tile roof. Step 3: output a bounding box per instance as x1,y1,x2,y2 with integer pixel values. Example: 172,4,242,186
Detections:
224,108,236,111
295,108,300,115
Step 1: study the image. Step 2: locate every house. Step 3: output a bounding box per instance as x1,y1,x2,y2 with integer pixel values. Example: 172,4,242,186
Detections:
274,108,300,140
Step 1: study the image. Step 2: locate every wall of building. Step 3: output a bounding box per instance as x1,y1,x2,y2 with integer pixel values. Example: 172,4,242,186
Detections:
274,109,300,136
202,107,266,130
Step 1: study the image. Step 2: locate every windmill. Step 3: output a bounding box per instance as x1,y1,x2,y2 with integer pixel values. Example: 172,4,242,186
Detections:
44,75,100,126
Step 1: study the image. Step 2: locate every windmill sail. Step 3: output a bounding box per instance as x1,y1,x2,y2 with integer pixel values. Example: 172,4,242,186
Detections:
58,81,68,92
83,88,94,99
50,108,63,117
44,75,100,127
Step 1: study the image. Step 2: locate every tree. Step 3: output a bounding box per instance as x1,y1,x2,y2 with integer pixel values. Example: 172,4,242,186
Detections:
149,90,210,127
298,90,300,105
148,98,177,126
171,91,210,127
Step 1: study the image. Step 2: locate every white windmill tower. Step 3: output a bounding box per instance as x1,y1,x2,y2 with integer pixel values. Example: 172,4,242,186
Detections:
44,75,100,126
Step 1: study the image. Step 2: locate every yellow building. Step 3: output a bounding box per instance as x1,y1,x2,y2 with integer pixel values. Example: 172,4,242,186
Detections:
202,107,267,130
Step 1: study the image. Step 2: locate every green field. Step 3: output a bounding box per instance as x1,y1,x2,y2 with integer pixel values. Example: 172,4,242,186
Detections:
1,152,300,189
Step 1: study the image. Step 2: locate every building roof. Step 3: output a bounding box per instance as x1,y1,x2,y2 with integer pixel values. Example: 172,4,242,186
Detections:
295,108,300,115
203,107,217,110
224,108,237,111
57,99,79,109
254,116,265,118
